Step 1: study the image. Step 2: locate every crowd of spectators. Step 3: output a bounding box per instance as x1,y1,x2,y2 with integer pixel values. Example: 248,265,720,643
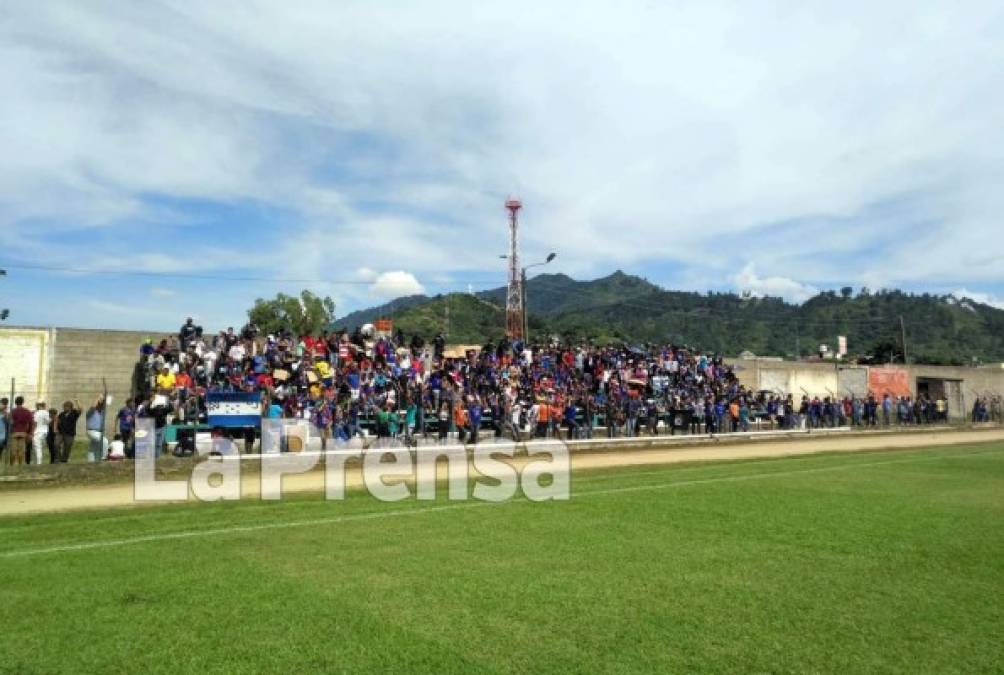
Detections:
0,395,118,465
132,319,738,451
2,317,1001,464
972,395,1001,423
120,317,965,457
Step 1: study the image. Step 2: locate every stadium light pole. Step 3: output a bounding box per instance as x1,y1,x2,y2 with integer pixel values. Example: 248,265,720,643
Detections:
521,252,556,342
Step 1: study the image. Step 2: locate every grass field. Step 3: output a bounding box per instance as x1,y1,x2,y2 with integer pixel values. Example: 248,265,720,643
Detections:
1,442,1002,673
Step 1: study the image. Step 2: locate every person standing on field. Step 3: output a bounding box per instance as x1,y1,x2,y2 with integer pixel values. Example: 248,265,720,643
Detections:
9,397,33,465
57,400,82,463
85,396,108,462
46,407,59,463
31,402,50,465
0,398,8,461
116,398,136,457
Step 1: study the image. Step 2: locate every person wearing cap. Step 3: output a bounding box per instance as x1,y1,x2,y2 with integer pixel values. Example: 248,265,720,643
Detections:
155,366,176,391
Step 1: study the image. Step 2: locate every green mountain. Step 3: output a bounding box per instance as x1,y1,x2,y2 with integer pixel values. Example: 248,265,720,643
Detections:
381,294,506,345
333,294,430,330
336,273,1004,365
476,270,662,314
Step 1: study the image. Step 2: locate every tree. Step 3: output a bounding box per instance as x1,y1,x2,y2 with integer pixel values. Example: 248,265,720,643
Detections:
247,290,335,336
858,338,900,364
840,286,853,299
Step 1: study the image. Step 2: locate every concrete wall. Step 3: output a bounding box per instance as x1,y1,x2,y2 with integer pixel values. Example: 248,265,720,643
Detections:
1,326,148,435
734,359,843,399
728,358,1004,419
0,328,52,402
902,363,1004,417
47,328,148,424
837,367,870,398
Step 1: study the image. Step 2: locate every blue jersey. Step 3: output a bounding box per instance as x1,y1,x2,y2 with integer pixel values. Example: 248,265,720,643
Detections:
117,407,135,431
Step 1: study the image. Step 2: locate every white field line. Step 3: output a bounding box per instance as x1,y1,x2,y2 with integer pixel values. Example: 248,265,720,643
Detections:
1,447,999,560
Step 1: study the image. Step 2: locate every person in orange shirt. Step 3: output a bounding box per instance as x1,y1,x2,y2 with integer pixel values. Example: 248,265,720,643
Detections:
175,370,193,390
535,398,550,438
549,402,563,438
729,400,740,433
453,402,469,443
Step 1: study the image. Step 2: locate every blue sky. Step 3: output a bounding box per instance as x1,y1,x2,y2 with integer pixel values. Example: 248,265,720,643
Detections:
1,1,1003,331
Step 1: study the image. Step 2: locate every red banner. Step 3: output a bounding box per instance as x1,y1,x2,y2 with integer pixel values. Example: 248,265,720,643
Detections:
868,367,911,398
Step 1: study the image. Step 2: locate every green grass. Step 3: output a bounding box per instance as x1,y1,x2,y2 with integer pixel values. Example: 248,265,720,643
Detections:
1,443,1002,673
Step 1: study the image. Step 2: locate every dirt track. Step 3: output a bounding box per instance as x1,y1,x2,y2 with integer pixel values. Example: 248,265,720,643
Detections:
2,428,1002,516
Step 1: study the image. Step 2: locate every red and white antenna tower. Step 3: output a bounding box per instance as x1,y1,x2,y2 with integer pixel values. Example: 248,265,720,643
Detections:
504,197,523,340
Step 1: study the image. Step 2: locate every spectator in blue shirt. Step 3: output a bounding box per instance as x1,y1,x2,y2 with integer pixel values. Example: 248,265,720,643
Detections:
467,400,482,445
116,398,136,457
563,402,579,440
85,396,108,462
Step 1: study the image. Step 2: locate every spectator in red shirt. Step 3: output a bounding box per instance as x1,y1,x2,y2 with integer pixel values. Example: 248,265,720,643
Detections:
313,335,329,358
9,396,34,466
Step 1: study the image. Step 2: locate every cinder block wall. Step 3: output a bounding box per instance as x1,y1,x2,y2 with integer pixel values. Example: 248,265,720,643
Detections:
47,328,150,432
0,328,52,402
1,326,150,436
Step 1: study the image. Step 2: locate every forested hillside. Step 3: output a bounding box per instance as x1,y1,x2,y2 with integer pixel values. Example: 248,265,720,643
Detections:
336,272,1004,364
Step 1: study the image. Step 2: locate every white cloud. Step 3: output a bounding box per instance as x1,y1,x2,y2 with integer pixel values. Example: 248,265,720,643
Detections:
370,271,425,299
150,287,176,298
732,263,819,303
952,289,1004,310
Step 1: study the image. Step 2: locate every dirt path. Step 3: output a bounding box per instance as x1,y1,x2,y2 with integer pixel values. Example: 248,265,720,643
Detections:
2,428,1002,516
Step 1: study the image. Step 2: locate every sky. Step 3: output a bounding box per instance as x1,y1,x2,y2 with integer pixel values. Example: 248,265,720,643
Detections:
1,0,1003,331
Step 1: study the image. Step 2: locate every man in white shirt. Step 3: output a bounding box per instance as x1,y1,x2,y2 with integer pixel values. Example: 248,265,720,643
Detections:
510,402,523,441
203,348,218,373
228,342,246,363
32,402,51,465
107,434,126,460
